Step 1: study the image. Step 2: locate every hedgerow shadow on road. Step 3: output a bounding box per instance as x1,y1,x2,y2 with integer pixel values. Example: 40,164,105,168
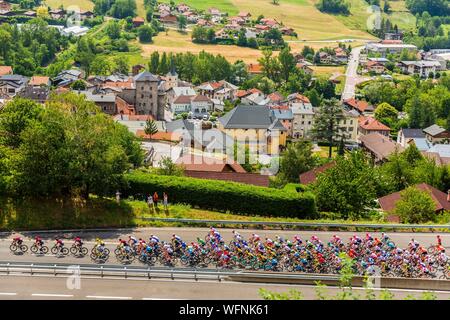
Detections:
0,196,138,241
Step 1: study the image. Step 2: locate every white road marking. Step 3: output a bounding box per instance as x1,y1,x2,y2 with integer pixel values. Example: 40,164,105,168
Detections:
0,292,17,296
86,295,132,300
32,293,74,297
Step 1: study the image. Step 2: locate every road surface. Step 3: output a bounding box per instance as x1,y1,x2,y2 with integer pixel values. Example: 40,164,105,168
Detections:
1,275,450,300
0,227,448,266
341,46,370,101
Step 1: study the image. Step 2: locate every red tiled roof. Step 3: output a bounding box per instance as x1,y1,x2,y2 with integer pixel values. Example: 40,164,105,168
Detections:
132,17,145,22
192,94,212,102
378,183,450,213
248,88,262,94
299,162,335,185
366,61,384,68
29,76,49,86
344,98,372,113
289,93,310,103
173,95,194,104
176,154,246,173
268,92,284,102
358,116,390,131
0,66,12,76
270,104,289,110
236,90,250,98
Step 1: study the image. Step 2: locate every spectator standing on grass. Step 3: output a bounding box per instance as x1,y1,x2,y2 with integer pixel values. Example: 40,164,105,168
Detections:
163,192,168,212
147,194,154,213
153,192,159,208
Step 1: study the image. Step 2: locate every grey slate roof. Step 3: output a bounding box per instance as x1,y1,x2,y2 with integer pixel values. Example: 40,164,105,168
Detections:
423,124,447,137
401,128,425,139
271,109,293,120
165,118,195,132
134,71,159,82
218,105,286,130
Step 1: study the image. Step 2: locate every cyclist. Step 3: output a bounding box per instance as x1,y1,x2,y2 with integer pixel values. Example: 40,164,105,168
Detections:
437,235,442,246
55,238,64,248
12,236,23,245
128,235,138,248
35,236,44,252
74,237,83,247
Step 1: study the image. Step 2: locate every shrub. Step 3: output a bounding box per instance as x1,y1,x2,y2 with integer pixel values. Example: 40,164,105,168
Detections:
122,172,317,218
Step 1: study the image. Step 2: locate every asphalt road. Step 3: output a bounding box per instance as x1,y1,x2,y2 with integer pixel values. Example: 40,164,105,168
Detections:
1,275,450,300
0,227,448,266
341,46,368,101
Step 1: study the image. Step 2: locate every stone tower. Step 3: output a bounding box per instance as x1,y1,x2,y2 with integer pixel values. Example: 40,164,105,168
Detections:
165,62,178,91
133,71,159,118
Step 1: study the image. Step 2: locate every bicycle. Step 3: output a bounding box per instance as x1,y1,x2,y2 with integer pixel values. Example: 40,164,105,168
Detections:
30,243,49,254
10,241,28,254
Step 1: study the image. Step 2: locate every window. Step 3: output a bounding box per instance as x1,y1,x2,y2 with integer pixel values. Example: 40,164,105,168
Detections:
349,127,353,131
308,121,311,125
302,115,305,119
301,121,304,125
141,94,144,98
350,120,353,125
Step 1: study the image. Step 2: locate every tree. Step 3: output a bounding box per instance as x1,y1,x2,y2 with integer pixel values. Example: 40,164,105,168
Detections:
374,102,398,127
70,80,87,91
310,98,344,159
110,0,137,19
278,46,296,83
277,140,317,184
113,56,129,74
91,56,112,75
1,93,143,198
149,51,160,74
394,186,436,223
237,29,247,47
383,0,391,13
314,151,378,218
157,156,184,176
36,6,49,18
138,24,153,43
105,20,121,39
144,119,158,139
177,15,187,32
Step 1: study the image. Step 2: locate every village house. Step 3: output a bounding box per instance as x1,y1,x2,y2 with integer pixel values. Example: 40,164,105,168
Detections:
260,18,279,29
271,109,293,137
229,16,245,25
247,63,264,77
291,102,315,139
366,60,386,74
176,3,191,13
359,132,401,164
160,13,178,25
358,116,391,137
299,162,335,185
397,128,430,150
343,98,374,115
399,60,441,78
80,10,94,20
166,86,196,105
365,42,417,56
49,8,65,20
17,86,49,104
378,183,450,222
52,69,82,87
196,80,237,101
217,105,287,154
0,74,28,97
423,124,450,144
79,90,117,115
318,52,332,64
287,93,311,106
238,12,251,21
296,62,314,75
334,47,348,63
340,109,360,142
132,17,145,28
28,76,50,87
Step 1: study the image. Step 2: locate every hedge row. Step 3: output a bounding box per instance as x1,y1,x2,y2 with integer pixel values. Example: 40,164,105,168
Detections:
122,172,317,218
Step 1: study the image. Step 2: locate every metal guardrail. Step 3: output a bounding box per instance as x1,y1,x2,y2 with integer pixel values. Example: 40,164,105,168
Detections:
1,261,450,290
140,217,450,231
